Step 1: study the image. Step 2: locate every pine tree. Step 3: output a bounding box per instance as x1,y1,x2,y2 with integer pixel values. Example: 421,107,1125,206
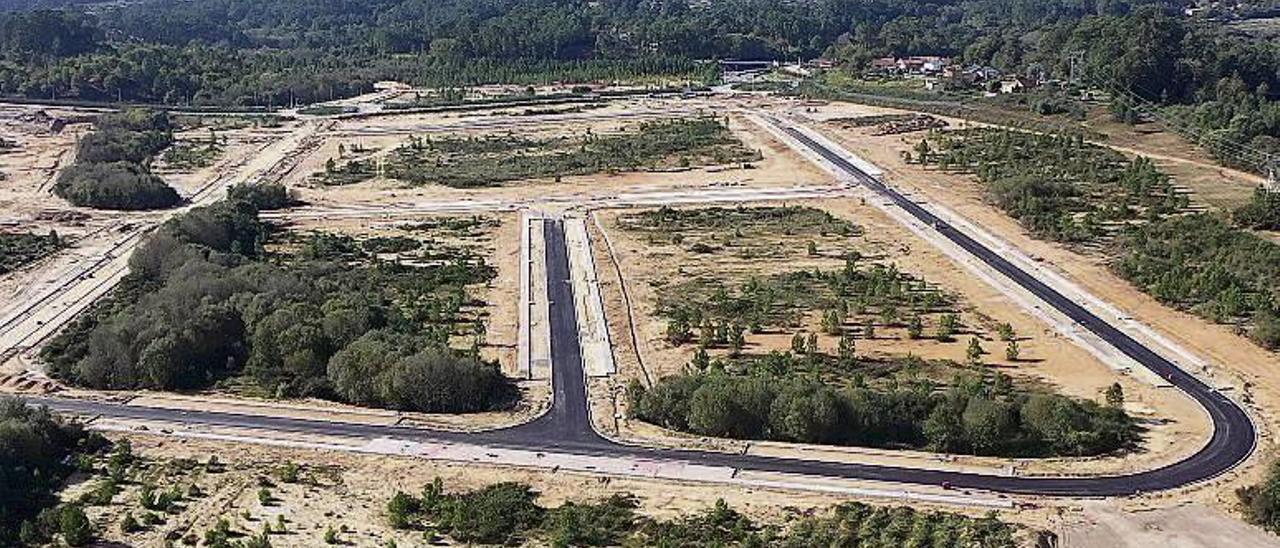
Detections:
691,348,710,371
1105,383,1125,407
907,315,923,339
967,337,984,365
1004,339,1020,361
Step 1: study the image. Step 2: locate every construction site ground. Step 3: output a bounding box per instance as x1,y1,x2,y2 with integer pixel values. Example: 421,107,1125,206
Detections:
3,96,1280,545
283,100,810,211
587,192,1209,480
785,98,1280,517
71,433,1065,548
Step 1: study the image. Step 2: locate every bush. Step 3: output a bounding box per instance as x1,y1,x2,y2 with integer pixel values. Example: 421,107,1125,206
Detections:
59,505,91,547
1234,187,1280,231
388,478,1025,546
0,231,62,275
1240,458,1280,533
227,182,295,211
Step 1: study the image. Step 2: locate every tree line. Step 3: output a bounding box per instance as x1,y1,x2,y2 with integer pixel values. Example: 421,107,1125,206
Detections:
386,477,1027,547
0,0,1232,108
53,108,180,210
40,184,515,413
628,360,1136,458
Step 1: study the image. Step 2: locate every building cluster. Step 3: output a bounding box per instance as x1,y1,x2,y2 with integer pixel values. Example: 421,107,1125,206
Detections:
866,56,1040,94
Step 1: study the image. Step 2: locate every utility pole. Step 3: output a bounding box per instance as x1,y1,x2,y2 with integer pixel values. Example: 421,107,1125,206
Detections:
1067,50,1085,90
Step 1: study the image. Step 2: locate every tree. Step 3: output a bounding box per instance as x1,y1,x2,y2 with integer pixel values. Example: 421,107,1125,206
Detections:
691,348,710,371
666,317,693,346
967,338,984,365
1004,340,1020,361
1105,383,1125,408
914,139,931,164
837,334,856,361
879,305,898,327
937,314,959,341
821,309,843,335
60,505,92,547
996,322,1015,341
961,398,1014,455
699,319,716,348
728,324,746,356
769,384,840,443
924,405,964,453
791,332,807,354
906,315,923,339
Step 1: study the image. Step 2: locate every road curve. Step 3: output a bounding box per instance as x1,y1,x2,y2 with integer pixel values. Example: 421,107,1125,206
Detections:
25,123,1257,498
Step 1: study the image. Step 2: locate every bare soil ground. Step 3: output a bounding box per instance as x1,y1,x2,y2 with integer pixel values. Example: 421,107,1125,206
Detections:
1056,502,1280,548
286,102,826,210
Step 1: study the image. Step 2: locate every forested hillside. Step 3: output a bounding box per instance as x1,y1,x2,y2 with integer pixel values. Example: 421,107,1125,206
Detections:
4,0,1270,112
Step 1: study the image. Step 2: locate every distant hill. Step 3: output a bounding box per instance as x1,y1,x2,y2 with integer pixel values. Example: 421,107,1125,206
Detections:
1,0,110,12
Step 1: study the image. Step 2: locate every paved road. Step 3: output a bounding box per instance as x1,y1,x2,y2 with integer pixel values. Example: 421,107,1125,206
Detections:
25,123,1257,498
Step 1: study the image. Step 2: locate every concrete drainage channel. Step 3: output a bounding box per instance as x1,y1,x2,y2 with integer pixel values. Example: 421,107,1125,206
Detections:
519,212,552,381
563,213,617,378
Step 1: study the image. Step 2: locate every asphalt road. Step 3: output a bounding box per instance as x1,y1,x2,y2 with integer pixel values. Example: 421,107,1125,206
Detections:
26,124,1257,498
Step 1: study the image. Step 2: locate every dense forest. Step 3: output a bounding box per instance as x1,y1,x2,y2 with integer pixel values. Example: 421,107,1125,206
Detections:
40,184,514,413
3,0,1274,119
0,399,108,546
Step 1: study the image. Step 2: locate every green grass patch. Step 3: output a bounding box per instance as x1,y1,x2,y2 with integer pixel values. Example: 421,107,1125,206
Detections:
160,140,222,170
